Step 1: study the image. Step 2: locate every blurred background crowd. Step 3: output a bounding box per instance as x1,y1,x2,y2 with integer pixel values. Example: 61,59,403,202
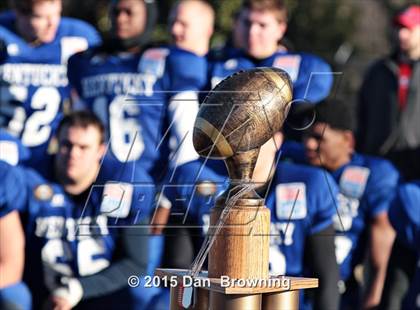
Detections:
0,0,414,108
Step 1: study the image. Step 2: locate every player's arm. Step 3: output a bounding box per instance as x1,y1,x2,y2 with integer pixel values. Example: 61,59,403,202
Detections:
0,210,32,310
305,224,340,310
167,90,200,167
78,223,150,298
0,163,28,288
0,210,25,288
363,211,396,309
150,191,172,235
295,53,334,104
302,169,340,310
151,53,204,231
66,53,87,110
51,221,150,308
165,50,208,169
363,163,399,308
379,239,416,310
379,181,420,309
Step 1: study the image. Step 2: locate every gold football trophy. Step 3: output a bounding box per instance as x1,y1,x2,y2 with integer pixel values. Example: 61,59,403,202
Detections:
157,68,318,309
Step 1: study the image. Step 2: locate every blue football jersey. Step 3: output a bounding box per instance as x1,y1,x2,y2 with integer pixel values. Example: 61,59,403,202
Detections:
0,160,27,217
7,163,156,307
279,144,401,280
163,156,337,277
0,128,30,165
0,12,101,172
0,281,32,310
67,46,207,179
331,153,400,280
389,181,420,309
208,48,333,104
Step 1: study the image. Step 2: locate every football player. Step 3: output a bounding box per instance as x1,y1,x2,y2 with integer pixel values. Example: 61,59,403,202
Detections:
151,0,216,271
67,0,211,180
9,111,155,309
169,0,214,56
381,180,420,310
207,0,333,105
303,100,400,308
0,0,101,176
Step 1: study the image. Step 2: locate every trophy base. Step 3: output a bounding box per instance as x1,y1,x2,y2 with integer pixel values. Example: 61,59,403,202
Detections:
156,268,318,310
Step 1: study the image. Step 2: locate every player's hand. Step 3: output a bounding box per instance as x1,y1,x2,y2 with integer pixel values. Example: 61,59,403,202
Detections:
51,296,72,310
150,192,172,234
41,296,71,310
150,206,171,234
51,277,83,308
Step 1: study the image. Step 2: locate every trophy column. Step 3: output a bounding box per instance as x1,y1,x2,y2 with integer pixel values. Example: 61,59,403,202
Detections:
208,203,271,309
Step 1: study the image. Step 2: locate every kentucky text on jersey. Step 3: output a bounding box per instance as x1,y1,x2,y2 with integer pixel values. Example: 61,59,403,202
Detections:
34,215,109,241
0,63,67,87
80,72,157,98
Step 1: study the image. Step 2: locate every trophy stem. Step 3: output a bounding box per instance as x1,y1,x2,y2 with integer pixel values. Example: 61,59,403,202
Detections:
224,148,260,181
223,148,262,201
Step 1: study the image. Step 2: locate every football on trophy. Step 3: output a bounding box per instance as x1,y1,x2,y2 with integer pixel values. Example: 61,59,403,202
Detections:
193,67,293,158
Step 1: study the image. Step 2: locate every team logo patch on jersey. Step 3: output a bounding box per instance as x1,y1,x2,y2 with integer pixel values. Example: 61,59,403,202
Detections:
339,166,370,199
138,48,169,77
273,55,301,82
7,43,19,56
34,184,54,201
100,182,133,218
90,55,106,65
51,194,65,207
224,59,238,70
195,181,217,196
0,141,18,166
275,183,307,219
